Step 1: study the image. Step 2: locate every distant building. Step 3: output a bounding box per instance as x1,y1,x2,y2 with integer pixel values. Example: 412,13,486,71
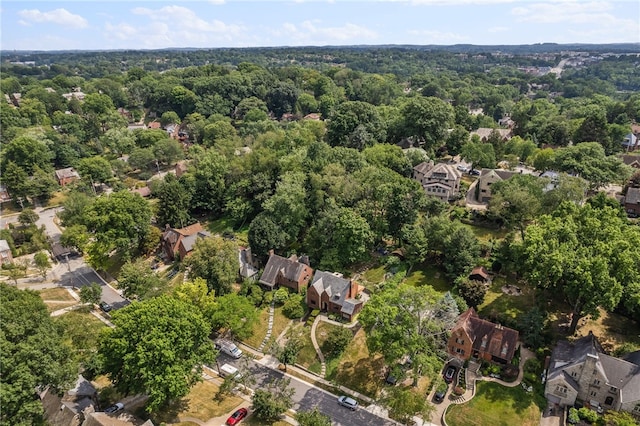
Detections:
55,167,80,187
306,270,364,321
622,133,640,151
161,223,211,261
476,169,518,203
468,266,490,284
619,155,640,169
624,187,640,217
412,162,462,202
0,240,13,265
470,128,512,142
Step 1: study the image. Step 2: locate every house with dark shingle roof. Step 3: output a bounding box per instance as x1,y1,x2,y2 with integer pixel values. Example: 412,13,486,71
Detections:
161,222,211,261
258,251,313,293
624,187,640,217
306,270,364,321
545,332,640,418
447,308,519,364
619,154,640,169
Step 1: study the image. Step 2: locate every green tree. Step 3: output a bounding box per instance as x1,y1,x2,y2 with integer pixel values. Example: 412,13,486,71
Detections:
76,156,113,185
295,408,331,426
360,286,459,385
271,334,303,372
0,284,74,424
489,174,545,239
153,137,183,165
326,101,386,150
60,224,90,253
59,191,93,227
79,283,102,305
384,386,434,425
98,295,215,412
400,96,454,151
248,212,288,260
185,236,238,296
128,147,156,171
6,261,27,285
602,411,638,426
160,111,180,126
521,202,640,333
18,208,39,227
454,276,487,309
460,139,496,171
282,293,306,319
1,135,53,174
33,251,51,279
154,174,192,228
83,191,152,268
173,278,217,320
322,326,353,358
517,306,548,349
189,149,228,213
251,378,295,422
210,293,258,340
100,128,136,156
118,259,165,300
0,161,29,204
262,171,309,241
29,166,58,201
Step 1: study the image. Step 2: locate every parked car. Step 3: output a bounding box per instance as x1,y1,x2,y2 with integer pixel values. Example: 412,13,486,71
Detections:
457,165,469,172
226,407,248,425
338,395,358,410
104,402,124,414
99,301,112,312
433,390,446,403
215,339,243,359
469,169,481,176
444,366,457,383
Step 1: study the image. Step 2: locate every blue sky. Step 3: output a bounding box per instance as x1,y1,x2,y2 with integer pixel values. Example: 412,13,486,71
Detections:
1,1,638,51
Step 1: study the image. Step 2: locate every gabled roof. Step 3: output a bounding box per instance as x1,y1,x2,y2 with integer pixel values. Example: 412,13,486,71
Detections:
0,240,10,252
480,168,517,181
55,167,80,180
619,154,640,166
310,270,350,304
453,308,519,361
259,253,310,288
413,161,435,175
469,266,489,280
626,187,640,205
471,128,511,140
180,230,211,253
424,162,462,180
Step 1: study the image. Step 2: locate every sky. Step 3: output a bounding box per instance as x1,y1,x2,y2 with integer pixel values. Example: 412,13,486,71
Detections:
1,0,639,51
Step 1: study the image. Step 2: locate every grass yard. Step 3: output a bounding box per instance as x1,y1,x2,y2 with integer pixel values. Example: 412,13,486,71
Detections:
54,311,106,363
45,191,67,208
243,415,290,426
403,263,450,294
446,381,541,426
362,264,386,285
571,308,640,354
478,276,535,327
328,328,385,399
294,324,321,374
39,287,76,302
463,223,509,243
243,306,290,349
150,380,243,424
207,217,249,246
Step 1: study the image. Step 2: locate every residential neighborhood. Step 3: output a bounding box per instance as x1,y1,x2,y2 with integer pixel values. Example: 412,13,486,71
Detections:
2,40,640,426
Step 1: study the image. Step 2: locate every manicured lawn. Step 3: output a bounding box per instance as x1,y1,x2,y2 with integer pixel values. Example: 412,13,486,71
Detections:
404,263,450,294
478,276,535,325
39,287,76,302
328,328,385,399
462,223,509,243
294,325,321,374
362,264,386,284
207,217,249,246
243,306,290,349
150,380,243,424
446,381,541,426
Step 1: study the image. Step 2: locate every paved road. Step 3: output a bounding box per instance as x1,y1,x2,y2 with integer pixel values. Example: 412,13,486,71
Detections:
217,354,396,426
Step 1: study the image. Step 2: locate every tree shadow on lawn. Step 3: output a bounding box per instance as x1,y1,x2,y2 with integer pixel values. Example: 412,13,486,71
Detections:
474,382,538,414
143,398,190,424
329,356,387,399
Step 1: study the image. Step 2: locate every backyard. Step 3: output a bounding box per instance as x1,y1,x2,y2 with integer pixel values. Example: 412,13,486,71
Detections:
446,381,542,426
477,276,535,327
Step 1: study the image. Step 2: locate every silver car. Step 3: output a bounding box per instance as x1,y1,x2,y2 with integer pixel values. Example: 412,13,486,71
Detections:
338,396,358,410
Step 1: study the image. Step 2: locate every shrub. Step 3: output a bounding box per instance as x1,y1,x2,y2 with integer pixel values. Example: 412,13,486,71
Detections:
567,407,580,424
282,293,305,319
273,287,290,305
310,309,320,317
578,407,599,423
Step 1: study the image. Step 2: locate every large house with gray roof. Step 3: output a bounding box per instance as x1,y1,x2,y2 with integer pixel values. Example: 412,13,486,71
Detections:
306,270,364,321
412,161,462,202
545,332,640,418
259,252,313,293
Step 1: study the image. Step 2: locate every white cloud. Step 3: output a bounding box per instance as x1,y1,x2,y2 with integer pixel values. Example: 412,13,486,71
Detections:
273,20,377,44
209,0,225,4
407,29,469,43
131,5,243,34
511,1,614,24
18,8,88,29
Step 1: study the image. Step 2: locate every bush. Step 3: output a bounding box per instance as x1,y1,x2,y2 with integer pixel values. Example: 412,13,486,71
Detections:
578,407,599,424
568,408,580,424
273,287,290,305
282,293,306,319
310,309,320,317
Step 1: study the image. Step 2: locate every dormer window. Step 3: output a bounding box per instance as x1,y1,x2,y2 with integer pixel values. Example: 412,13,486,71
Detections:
501,343,508,356
481,336,488,349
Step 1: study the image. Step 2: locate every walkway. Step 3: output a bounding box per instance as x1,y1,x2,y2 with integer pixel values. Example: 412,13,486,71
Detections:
257,300,276,352
309,315,360,378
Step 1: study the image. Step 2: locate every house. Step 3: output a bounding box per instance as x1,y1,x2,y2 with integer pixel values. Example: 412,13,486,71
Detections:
40,375,97,426
0,184,11,202
258,252,313,293
620,155,640,169
545,332,640,418
239,247,259,280
127,123,147,131
468,266,490,283
55,167,80,187
621,133,639,151
130,186,151,198
470,128,512,142
624,187,640,217
0,240,13,265
147,121,162,130
303,113,322,121
161,223,211,261
476,169,518,203
447,308,519,364
306,270,364,321
413,162,462,202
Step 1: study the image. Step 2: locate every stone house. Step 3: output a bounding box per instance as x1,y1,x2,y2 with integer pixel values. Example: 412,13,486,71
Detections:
258,252,313,293
447,308,519,364
306,270,364,321
624,187,640,217
0,240,13,265
545,332,640,418
55,167,80,187
412,162,462,202
238,247,259,280
476,169,517,203
161,223,211,261
470,128,512,142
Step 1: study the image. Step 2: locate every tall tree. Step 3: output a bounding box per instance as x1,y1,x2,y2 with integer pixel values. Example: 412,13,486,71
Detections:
118,259,166,300
185,236,238,296
210,293,259,339
154,174,193,229
400,96,454,151
33,251,51,279
76,156,113,185
1,284,74,424
1,135,53,174
488,174,545,239
460,140,496,171
521,202,640,333
326,101,386,150
295,408,331,426
251,378,295,423
79,283,102,305
98,296,215,412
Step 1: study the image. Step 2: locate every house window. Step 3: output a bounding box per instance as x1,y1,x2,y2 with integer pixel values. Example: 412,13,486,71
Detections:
310,299,316,305
455,338,464,345
609,386,617,394
555,385,567,394
590,391,597,397
571,371,577,377
604,397,613,406
593,379,600,385
455,348,465,355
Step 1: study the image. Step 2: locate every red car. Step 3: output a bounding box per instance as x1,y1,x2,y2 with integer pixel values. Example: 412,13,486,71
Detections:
226,408,248,425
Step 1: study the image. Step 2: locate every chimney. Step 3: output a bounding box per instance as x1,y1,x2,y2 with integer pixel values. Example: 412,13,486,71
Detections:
268,249,274,257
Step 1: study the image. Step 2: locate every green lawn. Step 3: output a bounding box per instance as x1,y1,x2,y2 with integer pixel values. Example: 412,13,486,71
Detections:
242,306,290,349
403,263,451,294
295,324,321,374
446,381,542,426
362,264,386,284
54,311,106,363
206,217,249,246
477,276,535,326
462,223,510,243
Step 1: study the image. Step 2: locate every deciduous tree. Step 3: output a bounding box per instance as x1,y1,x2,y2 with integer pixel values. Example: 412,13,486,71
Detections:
79,283,102,305
251,378,295,422
185,235,238,296
33,251,51,279
118,259,165,300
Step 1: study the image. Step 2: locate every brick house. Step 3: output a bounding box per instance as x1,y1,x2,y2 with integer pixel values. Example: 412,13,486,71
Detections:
412,162,462,202
258,252,313,293
306,270,364,321
625,187,640,217
161,223,211,261
545,332,640,418
447,308,519,364
54,167,80,187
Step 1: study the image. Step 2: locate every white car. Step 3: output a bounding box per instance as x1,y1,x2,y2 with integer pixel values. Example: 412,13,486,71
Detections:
456,165,469,172
104,402,124,414
338,395,358,410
